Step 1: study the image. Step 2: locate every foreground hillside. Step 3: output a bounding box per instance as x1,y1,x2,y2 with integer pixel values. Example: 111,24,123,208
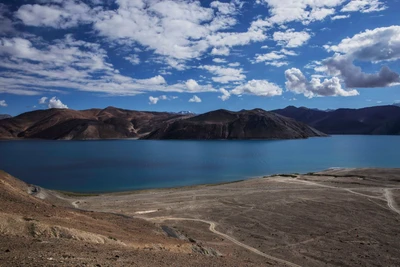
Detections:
144,108,326,139
273,105,400,135
0,171,260,267
0,107,326,140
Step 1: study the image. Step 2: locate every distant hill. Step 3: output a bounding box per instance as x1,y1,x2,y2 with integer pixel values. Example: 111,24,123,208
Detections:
144,108,326,140
0,107,190,140
273,105,400,135
0,114,11,120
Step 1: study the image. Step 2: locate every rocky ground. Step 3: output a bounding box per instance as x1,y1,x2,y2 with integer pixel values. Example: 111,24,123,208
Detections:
1,168,400,266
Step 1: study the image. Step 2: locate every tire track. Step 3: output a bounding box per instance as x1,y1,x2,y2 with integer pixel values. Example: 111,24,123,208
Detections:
147,216,302,267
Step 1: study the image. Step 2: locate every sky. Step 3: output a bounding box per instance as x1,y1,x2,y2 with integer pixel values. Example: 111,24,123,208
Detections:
0,0,399,116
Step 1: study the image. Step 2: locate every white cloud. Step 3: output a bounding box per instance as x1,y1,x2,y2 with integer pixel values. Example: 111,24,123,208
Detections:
290,26,400,93
0,100,7,107
189,95,202,103
212,58,226,63
341,0,387,13
266,61,289,67
0,35,219,96
137,75,166,85
255,51,286,62
92,0,253,68
259,0,344,25
254,49,296,67
228,62,240,67
148,94,178,105
273,29,311,48
16,0,94,29
210,1,238,15
48,96,68,109
324,26,400,63
211,47,230,56
231,79,282,97
15,0,264,71
199,65,246,83
285,68,359,98
149,96,159,105
39,96,48,104
331,14,350,20
207,29,267,48
322,26,400,88
218,88,230,101
124,55,140,65
185,79,216,92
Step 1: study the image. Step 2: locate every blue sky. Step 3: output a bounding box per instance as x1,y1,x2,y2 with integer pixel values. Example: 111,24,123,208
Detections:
0,0,399,116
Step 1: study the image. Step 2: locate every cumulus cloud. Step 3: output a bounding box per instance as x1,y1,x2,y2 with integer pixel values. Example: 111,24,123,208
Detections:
324,26,400,63
189,95,202,103
212,58,226,63
199,65,246,83
231,80,282,97
185,79,216,92
228,62,240,67
39,96,48,104
0,100,7,107
288,25,400,95
148,94,177,104
211,47,230,56
258,0,343,25
273,29,311,48
124,55,140,65
16,0,94,29
341,0,387,13
322,26,400,88
149,96,159,105
218,88,231,101
48,97,68,109
324,56,400,88
285,68,359,98
254,49,297,67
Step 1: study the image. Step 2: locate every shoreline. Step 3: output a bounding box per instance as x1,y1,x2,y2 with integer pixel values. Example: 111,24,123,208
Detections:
54,167,390,196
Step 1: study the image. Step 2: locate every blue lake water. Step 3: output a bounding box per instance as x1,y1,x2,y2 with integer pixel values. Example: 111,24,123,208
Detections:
0,135,399,193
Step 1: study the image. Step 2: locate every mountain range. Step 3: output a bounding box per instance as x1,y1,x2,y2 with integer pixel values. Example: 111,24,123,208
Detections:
1,105,399,140
273,105,400,135
145,108,325,140
0,107,325,140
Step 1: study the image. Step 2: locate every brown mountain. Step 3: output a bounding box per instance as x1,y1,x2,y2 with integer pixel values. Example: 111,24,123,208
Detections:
0,114,11,120
272,105,400,135
143,108,326,140
0,107,190,140
0,107,326,140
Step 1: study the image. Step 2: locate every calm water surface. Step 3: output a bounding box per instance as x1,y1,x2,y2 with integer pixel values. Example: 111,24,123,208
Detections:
0,135,399,192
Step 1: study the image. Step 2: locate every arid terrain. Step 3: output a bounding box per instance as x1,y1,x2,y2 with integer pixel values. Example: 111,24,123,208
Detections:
1,168,400,266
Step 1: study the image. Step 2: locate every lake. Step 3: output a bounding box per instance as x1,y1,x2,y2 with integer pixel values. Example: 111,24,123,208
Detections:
0,135,399,193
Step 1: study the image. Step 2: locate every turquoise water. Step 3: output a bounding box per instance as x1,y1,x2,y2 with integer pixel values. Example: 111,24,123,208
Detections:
0,135,399,193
